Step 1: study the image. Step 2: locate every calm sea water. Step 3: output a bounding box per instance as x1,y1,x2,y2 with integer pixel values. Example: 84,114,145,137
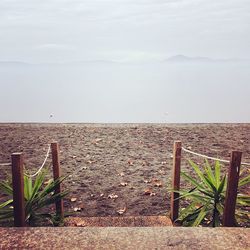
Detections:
0,62,249,123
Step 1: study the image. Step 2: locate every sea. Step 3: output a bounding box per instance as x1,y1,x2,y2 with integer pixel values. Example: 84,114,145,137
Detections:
0,61,249,123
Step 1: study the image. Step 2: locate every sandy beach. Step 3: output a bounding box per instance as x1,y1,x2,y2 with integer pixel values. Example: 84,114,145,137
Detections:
0,123,249,219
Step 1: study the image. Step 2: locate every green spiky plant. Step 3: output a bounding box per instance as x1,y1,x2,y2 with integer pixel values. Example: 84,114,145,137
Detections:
0,170,69,226
175,160,250,227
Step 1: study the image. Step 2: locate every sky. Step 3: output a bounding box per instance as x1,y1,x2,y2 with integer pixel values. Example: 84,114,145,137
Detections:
0,0,250,63
0,0,250,123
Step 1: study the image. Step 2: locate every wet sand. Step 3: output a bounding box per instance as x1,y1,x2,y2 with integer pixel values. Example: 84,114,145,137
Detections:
0,123,249,218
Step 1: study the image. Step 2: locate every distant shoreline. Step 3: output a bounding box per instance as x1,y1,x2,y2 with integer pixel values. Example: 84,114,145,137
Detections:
0,122,249,127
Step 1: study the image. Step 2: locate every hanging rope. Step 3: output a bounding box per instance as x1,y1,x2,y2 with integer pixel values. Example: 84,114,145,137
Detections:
182,147,250,166
24,145,51,178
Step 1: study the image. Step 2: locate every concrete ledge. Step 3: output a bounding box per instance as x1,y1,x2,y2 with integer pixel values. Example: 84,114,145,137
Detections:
0,227,249,249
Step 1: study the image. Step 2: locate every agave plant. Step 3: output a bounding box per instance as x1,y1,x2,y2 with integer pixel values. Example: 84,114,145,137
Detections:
0,170,69,226
175,160,250,227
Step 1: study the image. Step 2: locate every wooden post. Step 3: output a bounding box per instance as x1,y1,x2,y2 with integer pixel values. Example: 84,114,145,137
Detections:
170,141,182,222
11,153,26,227
51,142,64,218
223,150,242,227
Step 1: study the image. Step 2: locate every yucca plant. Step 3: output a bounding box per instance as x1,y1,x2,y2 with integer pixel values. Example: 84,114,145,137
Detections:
0,170,69,226
175,160,250,227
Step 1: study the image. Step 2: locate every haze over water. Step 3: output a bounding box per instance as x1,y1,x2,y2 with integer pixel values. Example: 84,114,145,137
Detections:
0,61,249,123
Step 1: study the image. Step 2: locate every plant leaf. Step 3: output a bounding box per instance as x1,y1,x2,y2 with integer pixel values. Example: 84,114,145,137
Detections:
203,175,217,193
0,199,13,209
237,195,250,206
36,190,69,210
180,171,205,190
217,175,226,196
191,207,207,226
214,160,221,189
25,171,46,215
204,159,216,187
216,203,224,216
0,211,13,221
238,174,250,187
0,181,13,196
178,202,197,221
188,160,214,191
24,175,33,200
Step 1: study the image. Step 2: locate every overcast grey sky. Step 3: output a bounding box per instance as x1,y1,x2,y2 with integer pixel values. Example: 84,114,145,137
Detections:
0,0,250,63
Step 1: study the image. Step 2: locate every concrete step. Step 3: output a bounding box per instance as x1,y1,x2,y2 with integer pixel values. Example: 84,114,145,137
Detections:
64,216,173,227
0,227,249,249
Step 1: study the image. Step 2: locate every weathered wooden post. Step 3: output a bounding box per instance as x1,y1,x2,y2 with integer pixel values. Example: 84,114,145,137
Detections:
51,142,64,218
170,141,182,223
11,153,26,227
223,150,242,227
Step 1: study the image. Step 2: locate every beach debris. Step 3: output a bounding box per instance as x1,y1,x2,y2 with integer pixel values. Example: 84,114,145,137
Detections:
100,193,104,197
75,221,86,227
143,179,151,184
152,178,159,182
93,138,102,145
117,207,126,215
187,146,192,150
108,194,118,199
144,188,157,196
78,204,85,209
161,161,167,165
73,207,82,212
119,172,125,177
158,170,164,174
144,188,152,195
90,194,95,197
70,198,77,202
72,155,77,159
120,182,128,187
127,160,133,166
154,181,163,188
87,160,93,164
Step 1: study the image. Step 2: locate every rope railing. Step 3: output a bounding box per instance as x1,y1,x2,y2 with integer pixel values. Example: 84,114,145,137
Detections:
182,147,250,166
24,144,51,178
171,141,249,226
0,162,11,166
2,142,63,226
